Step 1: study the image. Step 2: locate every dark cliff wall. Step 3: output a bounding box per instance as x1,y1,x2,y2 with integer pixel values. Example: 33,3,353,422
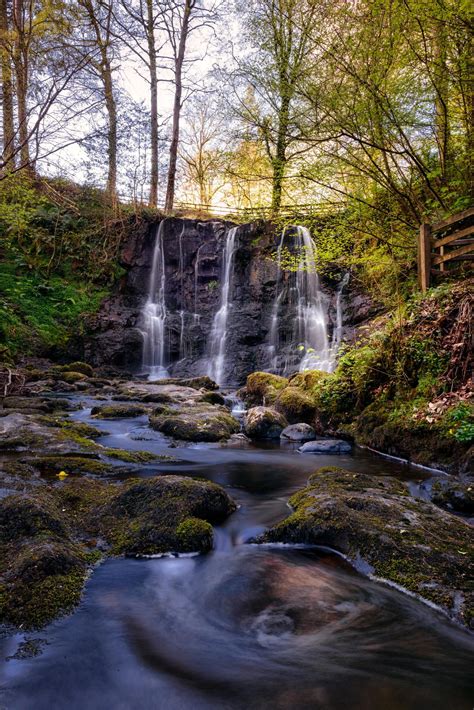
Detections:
83,217,373,385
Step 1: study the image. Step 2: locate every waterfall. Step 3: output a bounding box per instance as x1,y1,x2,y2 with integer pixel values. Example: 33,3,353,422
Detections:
207,226,239,385
267,229,286,370
295,226,332,372
141,221,170,380
267,225,343,375
330,271,350,362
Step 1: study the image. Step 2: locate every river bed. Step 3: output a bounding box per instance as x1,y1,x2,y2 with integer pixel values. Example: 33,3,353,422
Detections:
0,400,473,709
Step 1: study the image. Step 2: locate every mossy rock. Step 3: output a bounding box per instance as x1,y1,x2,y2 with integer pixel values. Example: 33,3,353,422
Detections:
149,376,218,391
431,480,474,514
244,406,287,440
175,517,214,553
244,372,288,406
91,404,148,419
0,540,88,629
94,475,236,555
59,371,88,384
150,406,240,442
27,455,115,477
275,387,316,423
60,361,94,377
198,391,226,405
258,466,474,626
99,448,160,464
0,493,66,542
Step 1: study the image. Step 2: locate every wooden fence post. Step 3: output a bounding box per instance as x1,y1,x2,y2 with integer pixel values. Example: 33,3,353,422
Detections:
418,223,432,292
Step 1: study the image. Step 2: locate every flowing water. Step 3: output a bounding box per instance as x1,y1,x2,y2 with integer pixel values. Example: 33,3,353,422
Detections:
1,398,473,710
266,226,343,376
141,221,170,380
207,226,239,385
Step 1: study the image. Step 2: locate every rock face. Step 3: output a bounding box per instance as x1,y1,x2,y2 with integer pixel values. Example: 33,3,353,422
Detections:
258,467,474,627
244,407,288,440
82,218,364,385
299,439,352,454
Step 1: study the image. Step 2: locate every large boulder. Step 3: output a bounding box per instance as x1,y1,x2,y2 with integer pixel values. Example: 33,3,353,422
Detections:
92,476,237,555
280,423,316,442
244,407,288,440
150,403,240,442
299,439,352,454
258,467,474,627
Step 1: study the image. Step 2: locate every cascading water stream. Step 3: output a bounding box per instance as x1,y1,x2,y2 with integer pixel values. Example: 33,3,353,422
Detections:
329,271,350,364
294,226,332,372
207,226,239,385
267,229,286,370
141,221,170,380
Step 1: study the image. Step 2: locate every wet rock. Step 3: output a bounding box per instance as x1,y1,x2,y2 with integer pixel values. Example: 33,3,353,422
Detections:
150,404,240,442
431,480,474,515
244,407,288,440
299,439,352,454
91,403,148,418
243,372,289,406
280,423,316,442
60,362,94,377
0,494,65,542
258,467,474,626
275,387,316,423
198,391,226,405
95,476,237,555
152,376,218,391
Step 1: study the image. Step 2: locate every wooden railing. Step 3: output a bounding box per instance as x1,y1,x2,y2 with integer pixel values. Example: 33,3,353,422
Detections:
418,207,474,291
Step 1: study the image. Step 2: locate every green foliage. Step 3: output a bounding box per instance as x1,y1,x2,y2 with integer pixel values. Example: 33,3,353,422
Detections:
0,259,107,358
443,404,474,444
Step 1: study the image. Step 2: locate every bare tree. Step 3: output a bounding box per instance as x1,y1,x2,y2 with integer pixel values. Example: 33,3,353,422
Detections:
79,0,118,204
0,0,15,165
162,0,220,212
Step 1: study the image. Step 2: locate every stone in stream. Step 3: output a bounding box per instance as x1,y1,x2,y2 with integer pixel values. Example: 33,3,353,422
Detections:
280,423,316,442
150,403,240,442
244,406,288,440
299,439,352,454
257,466,474,627
0,475,237,629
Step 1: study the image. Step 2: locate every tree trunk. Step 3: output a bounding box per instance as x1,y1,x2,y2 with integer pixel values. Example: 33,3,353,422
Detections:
164,0,192,212
103,58,117,204
434,17,449,181
271,94,290,214
12,0,30,171
146,0,158,207
0,0,15,168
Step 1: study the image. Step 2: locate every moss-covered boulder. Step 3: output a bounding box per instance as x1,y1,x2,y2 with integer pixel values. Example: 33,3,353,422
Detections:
0,493,66,542
60,361,94,377
91,403,148,418
150,404,240,442
244,406,288,440
59,371,88,384
242,372,288,406
275,387,316,423
27,454,116,477
431,479,474,514
258,467,473,626
93,476,236,555
150,376,218,390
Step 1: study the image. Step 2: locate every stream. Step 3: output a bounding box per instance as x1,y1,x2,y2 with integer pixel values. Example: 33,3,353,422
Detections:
0,398,473,709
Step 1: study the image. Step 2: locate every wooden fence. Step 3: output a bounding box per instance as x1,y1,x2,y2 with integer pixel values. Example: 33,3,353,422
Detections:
418,207,474,291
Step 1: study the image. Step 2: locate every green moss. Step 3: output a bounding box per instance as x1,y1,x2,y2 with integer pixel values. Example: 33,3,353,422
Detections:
245,372,289,405
60,361,94,377
175,517,214,553
91,404,147,419
100,448,159,463
29,455,114,477
275,387,315,423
